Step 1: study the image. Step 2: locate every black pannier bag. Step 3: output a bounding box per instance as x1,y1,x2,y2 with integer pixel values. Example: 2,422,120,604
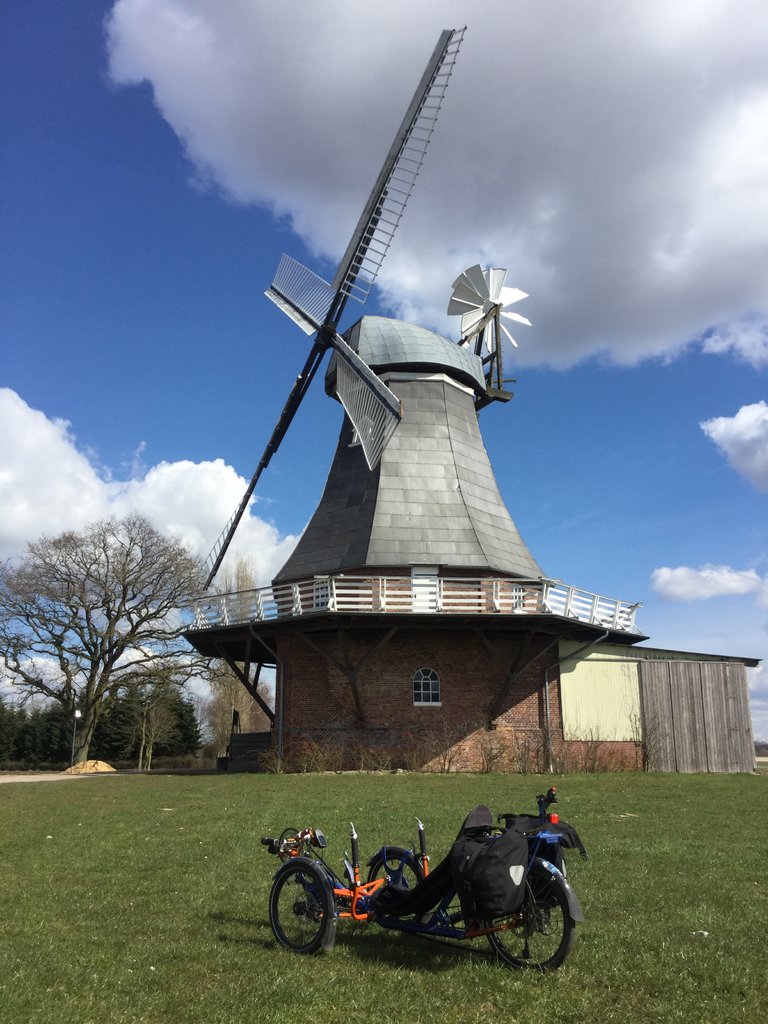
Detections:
450,809,529,920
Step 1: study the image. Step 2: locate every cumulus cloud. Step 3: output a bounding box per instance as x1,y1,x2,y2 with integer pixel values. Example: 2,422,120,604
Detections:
105,0,768,366
700,402,768,491
0,388,298,584
651,564,765,601
701,315,768,369
0,388,110,546
111,458,298,584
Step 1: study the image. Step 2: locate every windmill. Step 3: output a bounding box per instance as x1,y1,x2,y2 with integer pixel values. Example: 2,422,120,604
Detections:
447,264,532,406
185,25,645,775
202,27,466,590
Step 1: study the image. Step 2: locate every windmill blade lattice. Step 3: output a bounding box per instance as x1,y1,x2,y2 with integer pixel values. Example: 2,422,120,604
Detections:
266,255,337,335
202,27,465,590
332,332,401,469
330,27,465,313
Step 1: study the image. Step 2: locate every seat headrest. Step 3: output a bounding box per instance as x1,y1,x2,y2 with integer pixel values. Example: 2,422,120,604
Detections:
460,805,493,833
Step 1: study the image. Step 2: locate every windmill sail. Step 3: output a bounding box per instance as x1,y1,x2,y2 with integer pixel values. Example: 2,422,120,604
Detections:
202,339,326,590
204,27,465,590
266,27,464,333
332,332,401,468
328,27,465,317
265,254,336,336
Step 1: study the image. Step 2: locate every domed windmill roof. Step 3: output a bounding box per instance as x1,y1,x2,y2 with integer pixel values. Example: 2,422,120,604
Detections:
326,316,488,395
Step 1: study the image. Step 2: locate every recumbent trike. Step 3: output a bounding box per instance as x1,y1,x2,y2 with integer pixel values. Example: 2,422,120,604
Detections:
262,788,586,971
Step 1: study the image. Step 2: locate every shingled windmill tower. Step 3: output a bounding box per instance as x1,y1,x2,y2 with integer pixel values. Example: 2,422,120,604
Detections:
185,28,644,771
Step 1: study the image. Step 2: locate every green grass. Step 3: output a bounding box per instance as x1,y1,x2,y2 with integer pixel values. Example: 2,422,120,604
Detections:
1,772,766,1024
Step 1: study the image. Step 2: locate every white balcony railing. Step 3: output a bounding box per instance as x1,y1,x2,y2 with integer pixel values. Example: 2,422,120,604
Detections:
190,575,640,634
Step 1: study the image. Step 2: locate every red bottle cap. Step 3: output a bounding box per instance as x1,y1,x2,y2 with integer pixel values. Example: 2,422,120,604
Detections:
549,812,559,824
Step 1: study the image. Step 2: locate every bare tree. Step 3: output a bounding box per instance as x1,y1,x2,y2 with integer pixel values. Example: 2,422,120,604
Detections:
207,557,273,754
206,667,273,753
0,515,204,763
134,683,178,771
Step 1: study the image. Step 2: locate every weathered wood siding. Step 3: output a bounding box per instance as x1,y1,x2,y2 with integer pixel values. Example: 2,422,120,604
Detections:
639,660,754,772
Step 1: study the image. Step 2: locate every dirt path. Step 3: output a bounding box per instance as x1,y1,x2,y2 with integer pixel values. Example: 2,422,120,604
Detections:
0,772,118,784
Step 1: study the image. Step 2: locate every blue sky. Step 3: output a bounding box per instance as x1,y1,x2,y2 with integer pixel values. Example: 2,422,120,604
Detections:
2,1,767,737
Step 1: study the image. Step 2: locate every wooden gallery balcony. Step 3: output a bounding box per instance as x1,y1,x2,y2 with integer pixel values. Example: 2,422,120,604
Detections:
189,575,641,635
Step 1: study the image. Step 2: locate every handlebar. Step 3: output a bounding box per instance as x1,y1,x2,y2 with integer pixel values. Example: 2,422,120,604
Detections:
261,827,328,859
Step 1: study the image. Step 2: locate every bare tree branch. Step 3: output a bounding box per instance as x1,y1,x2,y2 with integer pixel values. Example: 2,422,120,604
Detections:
0,514,207,762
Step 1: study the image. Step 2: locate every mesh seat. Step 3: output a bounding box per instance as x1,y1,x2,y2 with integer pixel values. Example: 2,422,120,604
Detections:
371,805,494,918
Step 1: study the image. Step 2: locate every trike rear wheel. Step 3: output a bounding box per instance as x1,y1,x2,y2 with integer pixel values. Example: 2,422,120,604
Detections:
487,864,575,971
269,860,335,954
366,848,424,890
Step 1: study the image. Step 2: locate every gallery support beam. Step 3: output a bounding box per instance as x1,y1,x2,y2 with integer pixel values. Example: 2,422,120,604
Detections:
213,641,275,724
297,626,399,726
486,633,561,724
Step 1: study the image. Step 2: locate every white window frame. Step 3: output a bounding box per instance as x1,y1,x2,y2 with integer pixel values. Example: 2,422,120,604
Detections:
413,667,441,706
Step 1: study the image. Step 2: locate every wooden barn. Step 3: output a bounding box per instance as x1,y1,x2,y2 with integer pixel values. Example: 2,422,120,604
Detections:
559,643,757,772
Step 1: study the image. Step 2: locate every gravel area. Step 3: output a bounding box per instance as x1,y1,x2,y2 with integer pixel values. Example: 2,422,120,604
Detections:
0,771,118,784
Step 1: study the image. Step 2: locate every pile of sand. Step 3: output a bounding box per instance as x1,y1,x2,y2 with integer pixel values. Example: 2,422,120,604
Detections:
65,760,116,775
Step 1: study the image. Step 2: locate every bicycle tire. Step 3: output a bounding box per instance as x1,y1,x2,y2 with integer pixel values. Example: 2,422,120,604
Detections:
487,863,575,971
268,859,335,954
367,847,425,890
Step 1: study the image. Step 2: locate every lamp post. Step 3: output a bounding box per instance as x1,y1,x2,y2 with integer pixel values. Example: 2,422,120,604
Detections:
70,709,82,767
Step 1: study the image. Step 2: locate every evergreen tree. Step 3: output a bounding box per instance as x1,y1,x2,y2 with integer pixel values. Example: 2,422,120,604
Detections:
0,695,21,762
89,684,200,767
40,704,72,763
14,705,44,764
155,690,200,757
90,693,142,763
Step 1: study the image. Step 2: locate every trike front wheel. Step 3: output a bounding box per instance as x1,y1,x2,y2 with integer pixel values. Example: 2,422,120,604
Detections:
269,859,335,954
487,864,575,971
366,847,424,890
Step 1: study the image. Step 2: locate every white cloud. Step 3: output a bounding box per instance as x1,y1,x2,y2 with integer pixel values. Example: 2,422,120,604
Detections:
0,388,110,548
111,459,299,585
651,564,764,601
700,402,768,491
0,388,298,585
105,0,768,366
701,315,768,368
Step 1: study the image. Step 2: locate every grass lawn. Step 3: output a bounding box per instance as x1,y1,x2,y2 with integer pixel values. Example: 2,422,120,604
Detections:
1,771,766,1024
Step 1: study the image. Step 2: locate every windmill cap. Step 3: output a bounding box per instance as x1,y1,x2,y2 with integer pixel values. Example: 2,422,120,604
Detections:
326,316,487,397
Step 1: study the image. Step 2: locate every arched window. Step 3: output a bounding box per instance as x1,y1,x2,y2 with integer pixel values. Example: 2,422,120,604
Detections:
413,667,441,706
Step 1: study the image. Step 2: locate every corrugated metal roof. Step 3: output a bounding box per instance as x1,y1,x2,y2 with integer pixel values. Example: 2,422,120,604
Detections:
559,641,760,667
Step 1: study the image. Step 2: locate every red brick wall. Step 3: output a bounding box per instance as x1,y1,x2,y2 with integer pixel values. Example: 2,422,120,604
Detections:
275,626,573,771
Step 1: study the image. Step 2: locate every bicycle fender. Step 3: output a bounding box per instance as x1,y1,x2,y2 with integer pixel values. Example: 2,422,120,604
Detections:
532,856,585,923
273,856,338,952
